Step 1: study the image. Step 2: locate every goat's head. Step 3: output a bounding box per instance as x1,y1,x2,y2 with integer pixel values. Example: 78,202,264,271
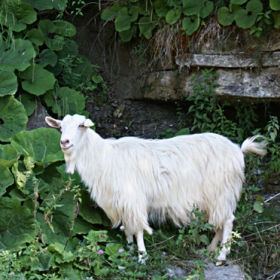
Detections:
45,114,94,155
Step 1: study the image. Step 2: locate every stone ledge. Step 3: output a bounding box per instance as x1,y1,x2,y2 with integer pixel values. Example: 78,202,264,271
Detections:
176,52,280,71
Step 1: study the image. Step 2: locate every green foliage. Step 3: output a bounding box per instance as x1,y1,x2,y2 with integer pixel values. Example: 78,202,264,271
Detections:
101,0,280,44
186,69,238,140
0,0,107,119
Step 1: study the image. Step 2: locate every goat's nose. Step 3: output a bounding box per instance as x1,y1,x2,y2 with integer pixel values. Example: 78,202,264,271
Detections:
60,139,69,145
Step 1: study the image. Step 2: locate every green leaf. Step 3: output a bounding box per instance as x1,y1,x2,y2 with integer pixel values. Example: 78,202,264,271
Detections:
183,0,213,18
101,2,121,21
0,166,14,197
79,190,110,226
54,21,76,37
231,0,248,4
73,216,93,235
0,39,35,72
22,0,67,11
38,190,76,244
272,11,280,28
218,5,242,26
0,2,37,32
115,7,132,32
175,128,190,136
39,19,65,51
139,16,157,39
19,64,56,96
199,234,209,245
47,242,76,263
26,29,44,46
17,93,37,116
129,6,139,22
253,200,263,213
92,75,103,84
0,96,28,142
11,128,63,165
0,144,20,168
235,0,263,29
45,87,86,115
166,9,181,25
37,49,57,67
182,15,200,35
0,197,34,251
201,1,214,18
154,0,169,17
0,70,17,96
105,243,123,256
270,0,280,10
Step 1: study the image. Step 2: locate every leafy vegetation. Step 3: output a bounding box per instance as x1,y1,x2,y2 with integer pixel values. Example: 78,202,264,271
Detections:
100,0,280,43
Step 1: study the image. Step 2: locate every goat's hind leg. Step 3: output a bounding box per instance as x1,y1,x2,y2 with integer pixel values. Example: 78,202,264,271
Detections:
216,214,235,264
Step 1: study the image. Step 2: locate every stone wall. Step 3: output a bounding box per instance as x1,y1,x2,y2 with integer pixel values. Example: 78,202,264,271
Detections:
73,11,280,102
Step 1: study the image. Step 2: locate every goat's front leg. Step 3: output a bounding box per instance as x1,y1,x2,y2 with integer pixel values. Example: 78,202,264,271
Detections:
135,230,147,263
209,228,223,252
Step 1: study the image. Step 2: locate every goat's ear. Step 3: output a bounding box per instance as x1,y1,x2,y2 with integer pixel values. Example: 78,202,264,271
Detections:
83,119,94,127
45,116,61,128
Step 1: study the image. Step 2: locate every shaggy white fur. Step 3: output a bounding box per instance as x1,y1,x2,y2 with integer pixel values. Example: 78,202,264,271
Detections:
45,114,267,263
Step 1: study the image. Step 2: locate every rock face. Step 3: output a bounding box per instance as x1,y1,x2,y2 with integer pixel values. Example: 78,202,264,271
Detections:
74,14,280,102
167,262,246,279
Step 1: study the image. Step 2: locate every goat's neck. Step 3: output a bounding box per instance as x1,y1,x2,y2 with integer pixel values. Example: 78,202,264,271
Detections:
73,129,104,174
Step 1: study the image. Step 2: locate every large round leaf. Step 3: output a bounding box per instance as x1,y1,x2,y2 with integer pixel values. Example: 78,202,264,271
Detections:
115,7,132,32
218,5,242,26
183,0,213,18
101,2,121,21
0,144,20,168
0,2,36,32
154,0,169,17
139,16,157,39
182,15,200,35
272,11,280,28
166,9,181,25
39,20,65,51
0,70,17,96
0,197,34,251
0,166,14,197
44,87,85,115
119,28,134,42
22,0,67,11
11,128,63,165
235,0,263,29
54,21,76,37
0,96,27,142
17,93,37,116
26,28,44,46
270,0,280,10
37,49,57,67
0,39,35,72
19,64,56,96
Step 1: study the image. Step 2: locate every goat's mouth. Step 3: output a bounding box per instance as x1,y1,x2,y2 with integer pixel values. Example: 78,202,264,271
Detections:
61,145,73,152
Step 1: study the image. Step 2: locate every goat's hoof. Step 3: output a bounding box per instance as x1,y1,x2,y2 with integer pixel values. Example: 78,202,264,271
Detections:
215,260,228,267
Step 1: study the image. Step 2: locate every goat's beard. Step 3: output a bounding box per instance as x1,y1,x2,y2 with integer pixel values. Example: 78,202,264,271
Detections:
64,154,75,174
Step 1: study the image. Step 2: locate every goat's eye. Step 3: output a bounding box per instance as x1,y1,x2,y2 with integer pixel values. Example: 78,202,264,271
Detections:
78,124,84,128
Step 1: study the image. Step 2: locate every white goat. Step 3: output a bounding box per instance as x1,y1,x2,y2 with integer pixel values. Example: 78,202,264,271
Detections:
45,114,266,263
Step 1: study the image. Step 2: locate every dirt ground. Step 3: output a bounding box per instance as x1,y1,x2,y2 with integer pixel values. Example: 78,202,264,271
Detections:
86,93,184,139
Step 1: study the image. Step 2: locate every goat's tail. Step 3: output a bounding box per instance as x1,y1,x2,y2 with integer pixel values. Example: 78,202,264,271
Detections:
241,135,267,156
